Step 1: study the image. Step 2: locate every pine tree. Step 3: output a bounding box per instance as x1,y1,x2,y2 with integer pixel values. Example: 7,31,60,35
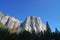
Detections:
46,21,51,33
55,28,59,33
46,21,52,40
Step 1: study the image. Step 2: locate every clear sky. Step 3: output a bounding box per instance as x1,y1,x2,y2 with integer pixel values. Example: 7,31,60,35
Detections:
0,0,60,32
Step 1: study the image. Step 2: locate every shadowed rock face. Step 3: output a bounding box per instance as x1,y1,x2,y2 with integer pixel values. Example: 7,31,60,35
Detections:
0,12,46,33
23,16,46,33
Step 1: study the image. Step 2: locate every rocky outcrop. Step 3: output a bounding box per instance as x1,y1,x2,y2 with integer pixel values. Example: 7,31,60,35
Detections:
0,12,22,30
0,12,46,33
22,16,46,33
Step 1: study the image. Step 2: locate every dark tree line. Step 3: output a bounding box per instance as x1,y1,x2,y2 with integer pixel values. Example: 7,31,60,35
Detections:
0,22,60,40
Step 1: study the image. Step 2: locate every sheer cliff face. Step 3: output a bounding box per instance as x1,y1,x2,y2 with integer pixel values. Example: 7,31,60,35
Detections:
0,12,9,25
23,16,46,32
0,12,46,33
6,17,21,29
0,12,22,29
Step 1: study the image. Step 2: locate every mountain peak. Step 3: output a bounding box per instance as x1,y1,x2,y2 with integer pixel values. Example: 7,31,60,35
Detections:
26,16,40,19
0,12,46,33
23,16,46,33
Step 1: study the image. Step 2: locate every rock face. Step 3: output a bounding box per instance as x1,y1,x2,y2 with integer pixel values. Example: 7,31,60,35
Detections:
0,12,46,33
6,17,21,29
0,12,9,25
0,12,22,30
23,16,46,33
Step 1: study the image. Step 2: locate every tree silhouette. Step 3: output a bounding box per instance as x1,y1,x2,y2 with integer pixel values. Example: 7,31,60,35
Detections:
46,21,51,33
0,21,60,40
55,28,59,33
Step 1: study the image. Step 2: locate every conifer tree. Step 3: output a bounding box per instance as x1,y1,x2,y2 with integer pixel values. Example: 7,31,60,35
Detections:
55,28,59,33
46,21,51,33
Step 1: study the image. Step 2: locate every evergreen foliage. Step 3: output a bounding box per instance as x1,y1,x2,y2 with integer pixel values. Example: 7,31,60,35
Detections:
46,21,51,33
0,22,60,40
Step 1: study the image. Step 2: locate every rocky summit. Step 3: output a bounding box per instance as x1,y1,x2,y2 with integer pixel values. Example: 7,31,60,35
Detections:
0,12,46,33
22,16,46,33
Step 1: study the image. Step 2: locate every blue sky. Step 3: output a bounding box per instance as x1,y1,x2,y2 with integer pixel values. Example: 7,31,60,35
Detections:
0,0,60,32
